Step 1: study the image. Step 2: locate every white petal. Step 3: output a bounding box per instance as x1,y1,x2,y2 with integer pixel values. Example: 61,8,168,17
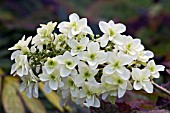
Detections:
80,37,89,46
127,81,133,90
115,66,125,74
77,18,87,27
79,89,86,98
69,13,79,22
93,97,100,107
132,68,142,80
108,52,117,63
144,51,154,58
49,80,58,90
38,74,49,81
100,34,109,47
60,65,71,77
26,87,32,98
118,87,126,98
11,64,16,75
113,34,124,45
17,68,23,76
44,82,52,93
103,64,115,74
152,72,160,78
70,89,78,97
67,39,79,48
45,67,54,74
89,63,98,70
33,83,38,98
99,21,109,34
82,26,93,34
87,59,97,66
11,50,20,60
133,81,142,90
59,81,64,88
68,30,73,39
119,53,133,65
71,27,81,35
86,95,94,106
119,81,127,89
62,89,69,99
143,81,153,93
74,75,84,86
156,65,165,71
20,82,26,92
57,55,65,64
114,23,126,33
88,42,99,53
118,69,130,80
97,51,107,64
102,92,109,100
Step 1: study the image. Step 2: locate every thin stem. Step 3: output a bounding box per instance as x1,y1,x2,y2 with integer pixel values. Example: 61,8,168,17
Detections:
151,81,170,96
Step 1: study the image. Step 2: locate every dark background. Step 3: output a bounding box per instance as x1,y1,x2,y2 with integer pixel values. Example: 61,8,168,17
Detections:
0,0,170,113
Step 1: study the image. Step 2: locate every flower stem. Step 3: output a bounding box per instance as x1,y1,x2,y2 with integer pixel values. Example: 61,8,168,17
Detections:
151,81,170,96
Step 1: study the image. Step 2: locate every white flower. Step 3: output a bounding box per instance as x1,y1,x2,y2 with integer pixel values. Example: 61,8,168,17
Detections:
104,73,132,98
146,60,165,78
57,13,93,39
115,35,144,59
38,67,64,93
10,50,21,60
79,82,101,107
137,50,154,62
54,34,68,51
37,21,57,38
11,55,30,76
99,20,126,47
78,41,107,70
103,52,133,80
8,35,31,53
32,22,57,51
68,37,89,56
58,51,79,77
100,75,118,100
8,35,31,50
44,57,59,74
132,68,153,93
20,70,39,98
74,62,99,86
62,76,79,98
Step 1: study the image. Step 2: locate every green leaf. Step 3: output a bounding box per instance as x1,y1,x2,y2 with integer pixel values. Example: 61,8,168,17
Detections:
39,82,63,112
20,91,46,113
108,96,116,104
2,76,25,113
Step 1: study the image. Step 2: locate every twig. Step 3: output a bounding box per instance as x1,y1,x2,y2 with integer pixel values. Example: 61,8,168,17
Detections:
151,81,170,96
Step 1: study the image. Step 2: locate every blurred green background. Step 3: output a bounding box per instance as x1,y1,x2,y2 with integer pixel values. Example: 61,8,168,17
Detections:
0,0,170,113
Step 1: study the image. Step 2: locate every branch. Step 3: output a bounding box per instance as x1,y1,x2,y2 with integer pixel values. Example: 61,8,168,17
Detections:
151,81,170,96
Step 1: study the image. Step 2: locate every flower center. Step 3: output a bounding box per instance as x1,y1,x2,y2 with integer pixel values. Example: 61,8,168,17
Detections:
76,46,82,51
109,29,115,37
113,61,119,68
50,74,56,80
84,71,91,78
47,60,56,67
117,79,122,84
126,43,132,50
66,60,73,66
89,53,96,60
149,66,155,72
72,22,77,27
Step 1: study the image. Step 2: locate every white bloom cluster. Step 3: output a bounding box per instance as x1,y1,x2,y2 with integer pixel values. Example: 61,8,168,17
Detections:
9,13,165,107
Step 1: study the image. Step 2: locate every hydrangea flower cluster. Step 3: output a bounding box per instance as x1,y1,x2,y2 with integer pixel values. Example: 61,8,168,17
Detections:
9,13,165,108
